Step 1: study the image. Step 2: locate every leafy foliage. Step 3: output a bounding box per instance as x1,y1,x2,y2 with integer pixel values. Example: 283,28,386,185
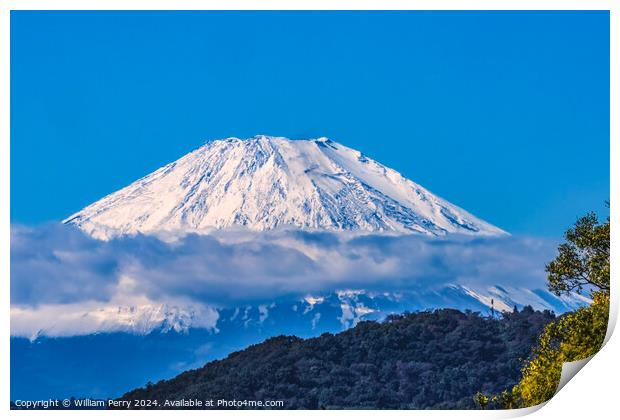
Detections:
477,292,609,409
516,292,609,406
118,308,554,409
478,211,610,409
546,212,610,295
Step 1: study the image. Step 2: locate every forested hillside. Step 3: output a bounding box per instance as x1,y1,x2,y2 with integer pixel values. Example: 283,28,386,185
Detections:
118,307,555,409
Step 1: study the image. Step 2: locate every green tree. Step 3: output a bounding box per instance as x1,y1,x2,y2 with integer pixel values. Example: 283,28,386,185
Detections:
476,211,611,409
546,212,610,295
511,292,609,407
473,392,489,409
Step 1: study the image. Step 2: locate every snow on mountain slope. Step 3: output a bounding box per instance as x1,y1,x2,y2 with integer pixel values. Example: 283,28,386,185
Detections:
63,135,506,239
10,302,220,340
11,285,588,340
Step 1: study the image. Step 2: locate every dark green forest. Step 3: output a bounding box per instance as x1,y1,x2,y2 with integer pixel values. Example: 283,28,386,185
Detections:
118,307,554,409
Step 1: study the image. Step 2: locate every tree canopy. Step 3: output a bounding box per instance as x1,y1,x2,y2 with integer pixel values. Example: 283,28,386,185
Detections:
546,212,610,295
477,211,611,409
475,292,609,409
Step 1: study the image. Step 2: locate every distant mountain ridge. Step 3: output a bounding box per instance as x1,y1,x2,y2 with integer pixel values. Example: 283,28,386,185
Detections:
64,135,505,239
11,284,587,340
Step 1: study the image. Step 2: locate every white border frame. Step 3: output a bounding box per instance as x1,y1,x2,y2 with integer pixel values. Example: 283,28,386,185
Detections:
2,2,616,419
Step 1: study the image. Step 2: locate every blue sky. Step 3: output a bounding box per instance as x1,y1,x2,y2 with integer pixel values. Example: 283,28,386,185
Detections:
11,11,609,236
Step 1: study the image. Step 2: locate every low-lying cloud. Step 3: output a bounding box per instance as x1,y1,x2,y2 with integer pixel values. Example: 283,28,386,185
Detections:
12,224,558,306
11,224,565,337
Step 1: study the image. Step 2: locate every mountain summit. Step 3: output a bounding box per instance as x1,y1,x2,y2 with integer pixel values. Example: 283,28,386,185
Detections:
64,135,505,239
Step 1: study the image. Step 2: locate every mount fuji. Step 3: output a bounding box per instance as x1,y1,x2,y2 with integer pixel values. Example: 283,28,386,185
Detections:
42,134,589,334
13,136,588,401
63,135,505,239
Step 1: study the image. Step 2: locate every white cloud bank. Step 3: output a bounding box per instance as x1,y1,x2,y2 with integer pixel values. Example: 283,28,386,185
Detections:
10,224,571,337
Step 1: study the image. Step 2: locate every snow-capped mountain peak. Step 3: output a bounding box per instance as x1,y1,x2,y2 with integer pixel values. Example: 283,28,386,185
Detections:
64,135,506,239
